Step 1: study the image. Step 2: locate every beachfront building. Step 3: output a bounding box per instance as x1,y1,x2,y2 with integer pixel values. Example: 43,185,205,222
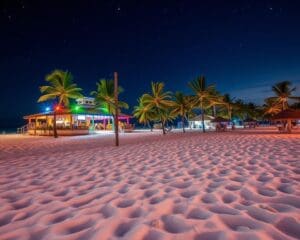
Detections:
22,97,133,136
188,115,214,130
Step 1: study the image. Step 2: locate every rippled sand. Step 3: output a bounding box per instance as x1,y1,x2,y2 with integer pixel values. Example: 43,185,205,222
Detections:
0,130,299,240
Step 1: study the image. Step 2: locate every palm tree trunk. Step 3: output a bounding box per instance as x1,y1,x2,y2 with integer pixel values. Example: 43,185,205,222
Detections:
182,115,185,133
201,103,205,133
213,105,216,117
162,121,166,135
228,106,232,121
147,122,153,132
53,111,58,138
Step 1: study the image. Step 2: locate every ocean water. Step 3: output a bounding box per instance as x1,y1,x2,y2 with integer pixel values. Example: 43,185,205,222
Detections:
0,128,17,134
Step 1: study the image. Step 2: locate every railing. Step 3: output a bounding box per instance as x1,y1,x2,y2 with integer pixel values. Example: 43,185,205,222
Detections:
17,124,28,134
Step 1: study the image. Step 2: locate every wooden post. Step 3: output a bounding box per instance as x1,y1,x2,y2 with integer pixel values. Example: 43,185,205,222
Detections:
70,114,73,130
92,115,95,131
53,110,58,138
34,117,37,135
114,72,119,146
287,119,292,133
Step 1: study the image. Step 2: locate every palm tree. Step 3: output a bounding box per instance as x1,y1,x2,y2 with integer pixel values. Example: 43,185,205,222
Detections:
268,81,300,111
171,92,193,132
91,79,128,130
189,76,216,132
141,82,174,134
221,94,235,121
263,98,282,116
38,70,83,138
133,96,156,130
245,102,260,120
233,99,248,120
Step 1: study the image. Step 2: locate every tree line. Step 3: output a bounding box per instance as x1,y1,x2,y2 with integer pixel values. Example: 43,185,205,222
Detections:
38,69,300,136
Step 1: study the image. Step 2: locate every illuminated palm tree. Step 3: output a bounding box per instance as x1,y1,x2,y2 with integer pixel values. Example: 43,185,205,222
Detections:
38,70,83,138
91,79,128,129
189,76,216,132
171,92,193,133
141,82,174,134
244,102,261,120
263,98,282,116
221,94,235,121
133,96,156,131
268,81,300,111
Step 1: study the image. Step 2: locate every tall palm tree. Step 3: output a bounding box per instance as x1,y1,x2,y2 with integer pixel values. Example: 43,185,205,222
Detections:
263,98,282,116
133,96,156,131
141,82,174,134
221,94,235,121
171,92,193,133
268,81,300,111
233,99,248,120
38,70,83,138
91,79,128,129
189,76,216,132
244,102,260,120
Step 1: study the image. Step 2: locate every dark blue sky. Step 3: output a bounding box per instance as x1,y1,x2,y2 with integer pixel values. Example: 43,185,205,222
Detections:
1,0,300,127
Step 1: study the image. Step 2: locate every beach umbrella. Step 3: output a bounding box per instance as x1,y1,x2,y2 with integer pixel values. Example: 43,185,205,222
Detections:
271,109,300,120
211,116,230,123
190,115,214,121
271,109,300,133
243,117,256,123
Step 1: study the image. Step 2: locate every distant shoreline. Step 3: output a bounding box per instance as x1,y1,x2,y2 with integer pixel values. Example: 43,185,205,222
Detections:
0,128,17,134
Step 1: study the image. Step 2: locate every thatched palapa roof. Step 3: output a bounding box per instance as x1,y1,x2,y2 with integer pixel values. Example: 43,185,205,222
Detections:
190,115,214,121
211,116,230,123
271,109,300,120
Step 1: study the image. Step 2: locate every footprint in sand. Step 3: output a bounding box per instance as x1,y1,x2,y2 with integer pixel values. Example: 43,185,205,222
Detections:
187,208,211,220
220,215,263,231
180,189,198,198
275,217,300,239
172,204,188,214
194,231,227,240
143,229,166,240
149,196,165,205
100,204,117,218
257,187,277,197
246,206,277,223
116,199,135,208
222,193,237,203
161,215,191,234
277,184,294,194
129,207,145,218
209,205,240,215
201,193,218,204
144,189,159,198
52,217,94,235
114,220,138,237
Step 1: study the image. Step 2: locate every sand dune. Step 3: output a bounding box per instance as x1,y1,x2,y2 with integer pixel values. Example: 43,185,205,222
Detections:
0,130,299,240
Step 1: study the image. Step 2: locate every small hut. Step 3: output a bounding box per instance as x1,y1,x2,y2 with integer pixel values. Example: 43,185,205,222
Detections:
243,118,257,128
211,116,230,131
271,109,300,133
211,116,230,123
188,115,214,130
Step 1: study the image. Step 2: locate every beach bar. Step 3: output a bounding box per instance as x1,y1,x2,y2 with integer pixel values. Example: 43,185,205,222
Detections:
22,97,133,136
23,111,132,136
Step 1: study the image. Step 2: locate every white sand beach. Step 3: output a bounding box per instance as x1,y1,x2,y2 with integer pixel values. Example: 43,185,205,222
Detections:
0,129,299,240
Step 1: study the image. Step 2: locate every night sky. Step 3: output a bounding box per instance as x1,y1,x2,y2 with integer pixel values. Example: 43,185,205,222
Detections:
1,0,300,128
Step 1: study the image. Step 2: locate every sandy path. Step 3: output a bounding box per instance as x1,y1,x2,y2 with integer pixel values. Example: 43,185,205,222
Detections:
0,131,299,240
